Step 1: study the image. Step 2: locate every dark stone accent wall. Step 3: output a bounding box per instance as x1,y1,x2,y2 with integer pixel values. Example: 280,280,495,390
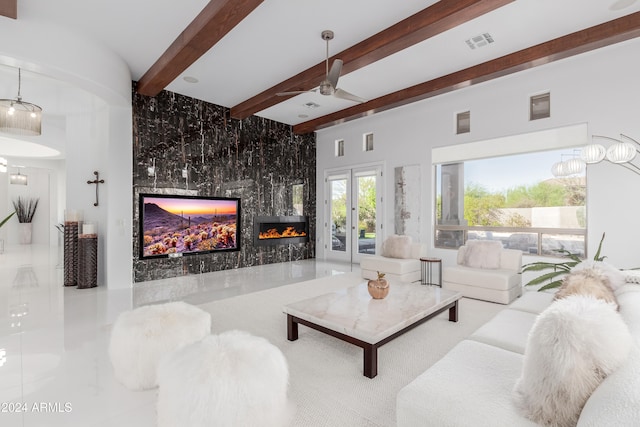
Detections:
132,85,316,282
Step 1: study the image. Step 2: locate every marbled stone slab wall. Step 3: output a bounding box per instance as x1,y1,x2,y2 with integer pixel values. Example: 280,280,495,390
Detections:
132,85,316,282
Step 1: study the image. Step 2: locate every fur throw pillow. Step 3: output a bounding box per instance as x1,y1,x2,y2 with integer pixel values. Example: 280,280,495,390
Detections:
513,295,632,427
554,268,619,310
571,260,625,291
382,235,412,259
462,240,502,269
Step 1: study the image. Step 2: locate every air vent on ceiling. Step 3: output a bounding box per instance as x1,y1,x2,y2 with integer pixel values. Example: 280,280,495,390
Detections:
465,33,494,50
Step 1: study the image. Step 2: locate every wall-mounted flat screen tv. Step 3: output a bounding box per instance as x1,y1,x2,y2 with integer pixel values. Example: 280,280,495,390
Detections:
139,193,241,259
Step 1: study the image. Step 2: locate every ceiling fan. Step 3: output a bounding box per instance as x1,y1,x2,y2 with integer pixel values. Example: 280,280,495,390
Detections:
277,30,366,103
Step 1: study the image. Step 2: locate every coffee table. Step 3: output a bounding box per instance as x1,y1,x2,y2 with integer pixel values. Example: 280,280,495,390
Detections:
283,281,462,378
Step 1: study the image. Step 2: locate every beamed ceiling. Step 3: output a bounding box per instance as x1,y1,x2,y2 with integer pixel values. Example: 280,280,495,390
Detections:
8,0,640,134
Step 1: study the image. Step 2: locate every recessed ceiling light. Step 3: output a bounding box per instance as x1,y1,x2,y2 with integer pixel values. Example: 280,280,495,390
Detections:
304,102,320,109
298,114,309,119
609,0,637,10
465,33,494,50
183,76,199,83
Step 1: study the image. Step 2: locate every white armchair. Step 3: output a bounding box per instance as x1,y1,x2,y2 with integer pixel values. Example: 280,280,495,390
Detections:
360,235,424,283
442,240,522,304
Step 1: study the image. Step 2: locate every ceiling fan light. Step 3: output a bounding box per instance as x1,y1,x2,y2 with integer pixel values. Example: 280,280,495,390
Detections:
580,144,606,164
606,142,636,163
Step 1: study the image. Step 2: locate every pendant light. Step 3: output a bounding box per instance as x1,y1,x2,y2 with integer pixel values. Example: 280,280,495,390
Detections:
0,68,42,136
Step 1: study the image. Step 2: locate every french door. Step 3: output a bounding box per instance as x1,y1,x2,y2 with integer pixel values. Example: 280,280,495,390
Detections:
325,165,383,263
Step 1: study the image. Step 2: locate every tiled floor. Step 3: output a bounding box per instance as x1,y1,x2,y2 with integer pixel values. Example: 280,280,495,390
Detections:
0,243,357,427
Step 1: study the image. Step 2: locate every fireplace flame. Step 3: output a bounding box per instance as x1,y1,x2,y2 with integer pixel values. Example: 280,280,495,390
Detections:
259,226,307,240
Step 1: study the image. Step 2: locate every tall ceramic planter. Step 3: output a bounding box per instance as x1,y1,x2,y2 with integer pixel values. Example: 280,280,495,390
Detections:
18,223,32,244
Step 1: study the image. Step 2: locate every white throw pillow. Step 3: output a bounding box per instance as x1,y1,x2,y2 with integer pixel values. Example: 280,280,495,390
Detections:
462,240,502,269
382,235,412,259
513,295,632,427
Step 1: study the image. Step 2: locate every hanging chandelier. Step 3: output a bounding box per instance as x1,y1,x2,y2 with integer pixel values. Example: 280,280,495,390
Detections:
0,68,42,136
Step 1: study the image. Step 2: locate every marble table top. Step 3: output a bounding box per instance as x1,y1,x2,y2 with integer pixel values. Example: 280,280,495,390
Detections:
283,281,462,344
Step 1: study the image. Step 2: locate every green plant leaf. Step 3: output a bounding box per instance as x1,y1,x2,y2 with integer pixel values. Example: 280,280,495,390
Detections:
538,280,564,292
525,270,567,286
0,211,15,229
593,232,606,261
522,262,572,272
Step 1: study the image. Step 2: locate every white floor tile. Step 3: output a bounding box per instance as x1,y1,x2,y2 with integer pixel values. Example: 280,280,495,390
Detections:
0,243,358,426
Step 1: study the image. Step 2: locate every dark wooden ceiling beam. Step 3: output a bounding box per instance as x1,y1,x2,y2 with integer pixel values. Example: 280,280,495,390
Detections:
293,12,640,135
0,0,17,19
136,0,264,97
230,0,514,120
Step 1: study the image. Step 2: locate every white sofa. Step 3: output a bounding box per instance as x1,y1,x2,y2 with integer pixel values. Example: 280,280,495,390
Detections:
360,235,424,283
443,242,522,304
396,283,640,426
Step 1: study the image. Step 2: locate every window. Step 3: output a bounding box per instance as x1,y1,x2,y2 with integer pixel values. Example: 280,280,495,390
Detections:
335,139,344,157
456,111,470,134
363,133,374,151
435,149,586,256
530,92,550,120
433,125,588,256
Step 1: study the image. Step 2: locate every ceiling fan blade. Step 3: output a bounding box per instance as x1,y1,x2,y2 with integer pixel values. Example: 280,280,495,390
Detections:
276,90,314,96
327,59,343,89
334,88,367,103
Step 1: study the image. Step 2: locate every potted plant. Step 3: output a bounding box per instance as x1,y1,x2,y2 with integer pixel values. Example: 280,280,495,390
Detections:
521,232,606,291
12,196,39,244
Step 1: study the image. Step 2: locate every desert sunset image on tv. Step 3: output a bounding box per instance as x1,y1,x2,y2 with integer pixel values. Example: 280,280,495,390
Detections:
140,195,240,257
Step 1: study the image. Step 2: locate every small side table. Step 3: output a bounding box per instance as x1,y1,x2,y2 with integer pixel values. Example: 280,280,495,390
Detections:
420,257,442,287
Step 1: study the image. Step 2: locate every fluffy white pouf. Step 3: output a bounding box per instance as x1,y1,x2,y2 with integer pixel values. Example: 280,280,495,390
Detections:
513,295,632,427
108,301,211,390
157,330,293,427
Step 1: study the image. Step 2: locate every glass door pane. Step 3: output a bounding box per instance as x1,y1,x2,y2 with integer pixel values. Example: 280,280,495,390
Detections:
356,173,376,255
329,177,348,253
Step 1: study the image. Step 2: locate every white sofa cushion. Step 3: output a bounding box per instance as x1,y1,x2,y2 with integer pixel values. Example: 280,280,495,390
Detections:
444,281,522,305
617,288,640,340
397,340,537,427
577,343,640,427
443,265,520,291
508,290,555,314
469,308,538,354
360,255,420,275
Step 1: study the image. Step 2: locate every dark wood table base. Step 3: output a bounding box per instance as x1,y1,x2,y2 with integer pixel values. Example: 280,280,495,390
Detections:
287,299,458,378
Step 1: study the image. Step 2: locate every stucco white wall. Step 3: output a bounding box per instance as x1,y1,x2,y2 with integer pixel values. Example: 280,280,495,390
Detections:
316,38,640,272
0,18,133,288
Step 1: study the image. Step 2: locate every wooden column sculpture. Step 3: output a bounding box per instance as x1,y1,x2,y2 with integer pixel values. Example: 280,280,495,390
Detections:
77,222,98,289
63,210,82,287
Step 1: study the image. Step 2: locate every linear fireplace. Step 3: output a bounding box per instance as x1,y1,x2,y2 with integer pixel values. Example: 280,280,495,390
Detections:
254,216,309,246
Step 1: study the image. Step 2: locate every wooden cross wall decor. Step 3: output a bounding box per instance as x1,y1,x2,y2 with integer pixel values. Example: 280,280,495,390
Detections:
87,171,105,206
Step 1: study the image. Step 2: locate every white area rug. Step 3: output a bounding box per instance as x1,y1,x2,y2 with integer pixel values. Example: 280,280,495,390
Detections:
199,272,504,427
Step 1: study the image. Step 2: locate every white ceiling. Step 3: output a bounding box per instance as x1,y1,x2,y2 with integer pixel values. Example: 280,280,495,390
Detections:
1,0,639,156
